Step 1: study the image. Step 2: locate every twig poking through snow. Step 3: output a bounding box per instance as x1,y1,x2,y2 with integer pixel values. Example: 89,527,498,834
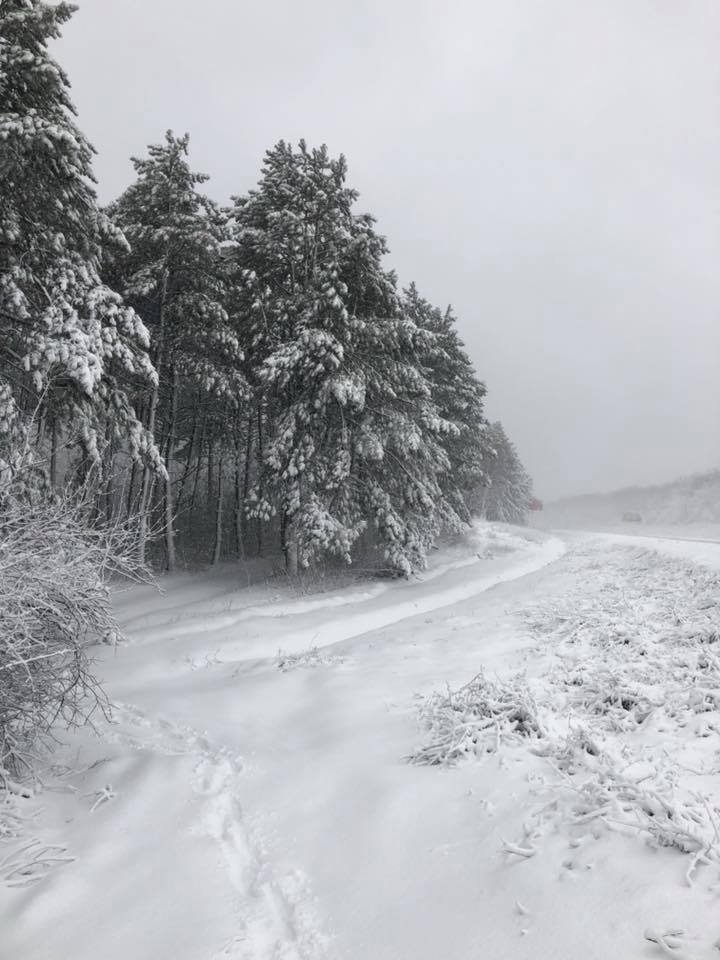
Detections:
85,783,116,813
0,837,74,887
644,928,694,959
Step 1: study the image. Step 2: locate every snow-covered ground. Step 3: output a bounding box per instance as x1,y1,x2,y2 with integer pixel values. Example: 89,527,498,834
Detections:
576,522,720,543
3,523,720,959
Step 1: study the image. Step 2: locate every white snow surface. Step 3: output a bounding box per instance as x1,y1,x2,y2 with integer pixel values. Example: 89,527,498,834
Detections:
3,523,720,959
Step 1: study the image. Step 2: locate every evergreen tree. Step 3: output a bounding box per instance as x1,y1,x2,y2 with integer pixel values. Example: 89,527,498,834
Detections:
107,132,245,566
403,284,491,523
479,422,533,524
0,0,157,475
229,141,461,573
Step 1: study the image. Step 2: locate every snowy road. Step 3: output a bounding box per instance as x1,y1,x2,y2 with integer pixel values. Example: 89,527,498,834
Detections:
3,524,720,960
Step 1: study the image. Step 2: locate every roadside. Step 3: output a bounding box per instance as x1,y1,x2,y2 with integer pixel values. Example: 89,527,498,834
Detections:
1,524,559,960
3,525,720,959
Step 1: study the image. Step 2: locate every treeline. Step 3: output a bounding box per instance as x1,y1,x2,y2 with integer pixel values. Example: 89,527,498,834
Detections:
1,1,533,578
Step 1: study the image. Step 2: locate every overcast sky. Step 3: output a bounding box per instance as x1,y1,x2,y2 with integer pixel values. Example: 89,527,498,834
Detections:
55,0,720,499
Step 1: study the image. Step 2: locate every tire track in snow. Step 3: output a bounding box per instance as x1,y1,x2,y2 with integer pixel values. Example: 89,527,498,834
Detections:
107,704,330,959
119,530,564,649
229,536,568,661
124,537,568,664
96,531,567,957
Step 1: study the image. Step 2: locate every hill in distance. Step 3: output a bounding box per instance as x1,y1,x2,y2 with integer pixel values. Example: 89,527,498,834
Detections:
540,469,720,533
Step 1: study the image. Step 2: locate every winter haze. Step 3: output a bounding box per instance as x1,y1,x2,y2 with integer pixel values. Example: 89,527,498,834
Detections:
55,0,720,499
6,4,720,958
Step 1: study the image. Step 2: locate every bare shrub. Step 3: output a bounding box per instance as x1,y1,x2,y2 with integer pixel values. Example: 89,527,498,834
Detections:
0,468,151,787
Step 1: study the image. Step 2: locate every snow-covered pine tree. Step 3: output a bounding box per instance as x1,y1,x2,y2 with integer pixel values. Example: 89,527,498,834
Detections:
349,297,467,574
0,0,158,478
479,422,533,524
228,141,460,574
228,140,373,572
403,283,491,523
107,132,246,567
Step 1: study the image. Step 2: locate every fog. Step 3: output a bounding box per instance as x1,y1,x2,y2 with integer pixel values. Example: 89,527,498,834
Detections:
56,0,720,499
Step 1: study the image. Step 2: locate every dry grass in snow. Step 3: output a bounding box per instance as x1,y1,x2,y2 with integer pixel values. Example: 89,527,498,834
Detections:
409,670,543,765
277,645,346,671
412,544,720,953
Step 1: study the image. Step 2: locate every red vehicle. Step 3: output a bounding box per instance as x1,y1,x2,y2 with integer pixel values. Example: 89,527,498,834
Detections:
529,497,543,512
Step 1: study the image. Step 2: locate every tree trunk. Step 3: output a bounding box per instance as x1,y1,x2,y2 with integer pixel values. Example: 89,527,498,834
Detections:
286,521,298,576
164,366,179,571
207,438,214,518
137,270,169,566
49,419,58,489
125,460,138,520
234,436,243,558
176,391,202,510
189,437,204,518
256,403,264,556
235,409,254,558
280,508,298,576
212,454,224,566
137,390,159,564
104,420,114,524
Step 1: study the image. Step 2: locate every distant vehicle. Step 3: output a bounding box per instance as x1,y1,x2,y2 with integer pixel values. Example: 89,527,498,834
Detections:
529,497,544,512
622,511,642,523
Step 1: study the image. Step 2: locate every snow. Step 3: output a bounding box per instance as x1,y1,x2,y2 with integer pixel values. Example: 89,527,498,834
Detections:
562,527,720,573
3,523,720,959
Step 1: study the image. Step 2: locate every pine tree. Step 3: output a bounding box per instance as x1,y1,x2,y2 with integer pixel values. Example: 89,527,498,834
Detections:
0,0,157,476
228,140,375,571
349,304,465,573
479,422,533,524
107,132,245,566
403,284,491,523
229,141,461,573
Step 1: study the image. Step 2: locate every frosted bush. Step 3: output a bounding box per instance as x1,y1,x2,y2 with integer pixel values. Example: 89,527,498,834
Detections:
0,466,150,787
562,666,659,731
554,754,720,877
410,670,544,766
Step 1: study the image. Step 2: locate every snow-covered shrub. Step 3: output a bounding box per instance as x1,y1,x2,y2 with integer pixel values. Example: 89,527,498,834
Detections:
532,725,602,774
410,670,544,765
0,468,149,786
555,754,720,874
562,666,658,731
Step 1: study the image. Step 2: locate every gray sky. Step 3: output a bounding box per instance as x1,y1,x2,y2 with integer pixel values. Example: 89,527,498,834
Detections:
56,0,720,498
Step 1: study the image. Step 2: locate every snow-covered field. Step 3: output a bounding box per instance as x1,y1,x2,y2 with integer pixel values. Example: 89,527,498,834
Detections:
3,523,720,959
